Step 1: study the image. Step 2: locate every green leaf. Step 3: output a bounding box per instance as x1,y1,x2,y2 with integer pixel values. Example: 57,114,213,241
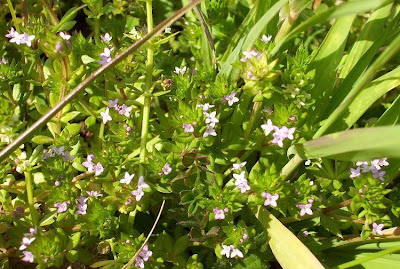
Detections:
307,15,355,123
31,135,54,144
90,260,116,268
66,250,79,262
39,211,57,226
64,123,82,136
332,66,400,130
52,4,87,33
67,232,81,250
375,94,400,126
172,235,189,256
61,111,81,123
254,206,324,268
81,55,96,64
293,126,400,161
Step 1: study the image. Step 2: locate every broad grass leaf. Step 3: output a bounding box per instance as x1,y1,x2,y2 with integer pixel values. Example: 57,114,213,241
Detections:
331,66,400,131
254,206,324,269
293,126,400,161
375,94,400,126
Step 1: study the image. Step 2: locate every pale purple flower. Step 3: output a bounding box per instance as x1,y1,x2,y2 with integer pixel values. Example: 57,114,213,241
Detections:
62,152,75,162
213,208,228,220
52,146,65,156
203,125,217,137
261,119,276,136
223,92,239,106
121,172,134,185
93,162,104,176
281,126,295,140
372,222,384,235
75,196,88,215
183,123,194,133
59,32,71,40
101,108,112,124
309,181,314,186
233,172,251,193
138,176,150,190
232,162,247,171
297,203,313,216
21,251,34,263
54,41,62,53
98,47,113,65
54,202,68,213
20,33,35,47
371,158,389,170
82,154,95,171
261,34,272,44
124,124,132,134
372,169,386,181
118,104,132,117
303,231,309,237
0,57,7,64
160,163,172,175
377,158,389,167
271,126,295,147
5,27,18,39
356,161,368,167
230,248,243,258
19,237,35,250
131,188,145,201
108,98,119,108
54,180,61,186
24,228,37,237
135,257,145,268
138,245,153,261
197,103,215,112
240,50,258,62
86,191,103,197
220,244,233,258
350,167,361,178
204,111,219,126
174,66,187,75
100,33,112,42
262,192,279,207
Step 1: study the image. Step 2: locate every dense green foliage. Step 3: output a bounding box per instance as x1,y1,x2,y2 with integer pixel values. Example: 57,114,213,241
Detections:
0,0,400,268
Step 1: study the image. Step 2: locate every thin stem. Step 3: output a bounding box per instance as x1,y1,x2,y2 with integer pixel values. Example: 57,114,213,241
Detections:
244,101,262,140
122,200,166,269
0,0,202,162
139,0,155,176
41,0,59,25
6,0,19,31
56,57,70,134
24,171,38,226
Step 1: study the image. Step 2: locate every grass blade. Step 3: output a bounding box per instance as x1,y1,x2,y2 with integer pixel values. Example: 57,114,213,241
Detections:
331,65,400,131
293,126,400,161
0,0,203,162
254,206,325,269
375,94,400,126
271,0,387,56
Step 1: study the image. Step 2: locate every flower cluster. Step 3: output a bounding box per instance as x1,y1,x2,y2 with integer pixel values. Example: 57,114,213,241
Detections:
108,98,133,118
350,158,389,181
296,198,314,216
203,111,218,137
262,192,279,207
130,176,150,202
261,119,295,147
213,208,229,220
19,228,37,263
240,49,261,63
6,27,35,47
43,146,75,161
220,244,243,259
232,162,250,193
135,245,153,268
82,154,104,176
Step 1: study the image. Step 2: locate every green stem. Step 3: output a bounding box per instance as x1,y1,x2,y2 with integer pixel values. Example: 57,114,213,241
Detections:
24,171,38,226
139,0,154,176
244,101,262,140
333,244,400,269
41,0,59,25
6,0,20,31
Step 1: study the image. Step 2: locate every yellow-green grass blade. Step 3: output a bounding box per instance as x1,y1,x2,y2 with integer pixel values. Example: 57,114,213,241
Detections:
254,206,325,269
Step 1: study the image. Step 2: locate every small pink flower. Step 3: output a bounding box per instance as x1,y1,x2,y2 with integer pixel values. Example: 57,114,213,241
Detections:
232,162,246,171
183,123,194,133
350,167,361,178
223,92,239,106
262,192,279,207
21,251,34,263
120,172,134,185
297,203,313,216
54,202,68,213
372,222,384,235
261,119,276,136
160,163,172,175
213,208,228,220
203,125,217,137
